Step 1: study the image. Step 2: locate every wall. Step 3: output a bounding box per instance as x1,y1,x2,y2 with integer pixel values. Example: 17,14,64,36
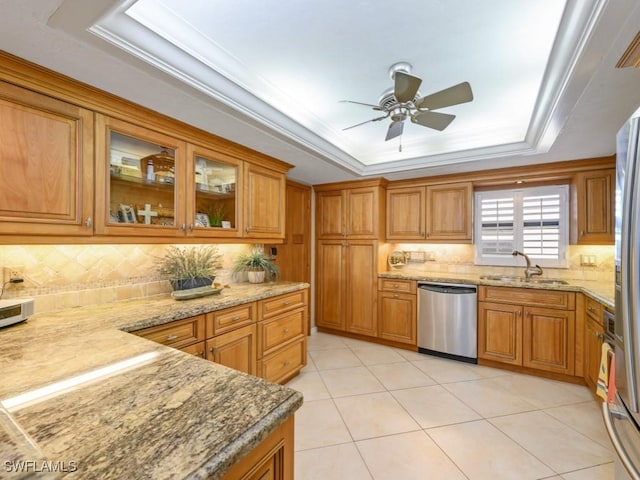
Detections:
390,243,615,282
0,244,249,314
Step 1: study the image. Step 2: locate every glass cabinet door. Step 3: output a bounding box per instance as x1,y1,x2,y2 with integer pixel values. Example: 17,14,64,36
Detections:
186,144,242,237
95,115,186,236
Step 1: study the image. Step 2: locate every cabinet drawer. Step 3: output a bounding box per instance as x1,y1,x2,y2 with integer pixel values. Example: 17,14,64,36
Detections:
259,309,305,357
585,296,604,324
378,278,416,294
134,315,205,349
258,337,306,384
206,302,256,337
479,286,575,310
259,290,307,320
181,341,206,359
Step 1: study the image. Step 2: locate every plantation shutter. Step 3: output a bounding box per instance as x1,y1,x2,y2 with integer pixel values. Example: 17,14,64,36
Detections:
478,195,515,256
522,192,561,259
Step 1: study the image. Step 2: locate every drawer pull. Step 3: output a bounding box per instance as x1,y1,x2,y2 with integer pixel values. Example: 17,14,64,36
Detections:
393,294,400,298
232,315,240,321
283,361,290,367
283,327,290,334
166,335,178,341
393,284,399,288
595,332,605,340
587,306,594,312
283,301,290,306
209,347,216,355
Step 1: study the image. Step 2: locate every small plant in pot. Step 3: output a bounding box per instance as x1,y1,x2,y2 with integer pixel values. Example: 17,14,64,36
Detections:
232,247,279,284
158,245,222,291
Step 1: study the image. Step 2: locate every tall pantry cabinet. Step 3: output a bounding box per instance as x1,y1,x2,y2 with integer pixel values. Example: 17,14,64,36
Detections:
314,179,388,338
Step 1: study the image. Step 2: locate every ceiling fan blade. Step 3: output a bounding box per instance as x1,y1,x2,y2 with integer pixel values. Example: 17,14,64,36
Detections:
343,114,389,131
411,111,456,131
385,120,404,141
394,71,422,103
416,82,473,110
340,100,383,111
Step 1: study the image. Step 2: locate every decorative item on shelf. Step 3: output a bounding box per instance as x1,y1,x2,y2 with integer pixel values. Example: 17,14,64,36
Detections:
157,245,222,292
137,203,158,224
232,246,279,284
118,204,137,223
206,202,226,227
195,213,210,228
141,148,174,183
388,250,409,269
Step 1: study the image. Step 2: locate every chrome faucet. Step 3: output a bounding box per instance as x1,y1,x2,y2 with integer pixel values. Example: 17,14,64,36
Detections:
512,250,543,279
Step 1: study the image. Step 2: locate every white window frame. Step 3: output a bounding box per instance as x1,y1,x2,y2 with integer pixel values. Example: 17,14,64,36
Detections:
474,185,569,268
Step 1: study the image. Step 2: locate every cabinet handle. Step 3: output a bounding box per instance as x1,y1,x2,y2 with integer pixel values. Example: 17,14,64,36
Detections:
245,227,251,233
393,284,399,288
283,361,290,367
181,224,187,231
166,335,178,341
525,311,530,318
209,347,216,355
85,217,93,228
283,327,290,334
393,294,400,298
596,332,605,340
189,223,194,231
587,306,594,311
581,230,585,236
232,315,240,321
199,350,205,359
517,310,522,318
283,301,290,306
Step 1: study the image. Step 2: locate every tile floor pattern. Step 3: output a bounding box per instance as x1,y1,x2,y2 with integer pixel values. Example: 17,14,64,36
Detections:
286,332,614,480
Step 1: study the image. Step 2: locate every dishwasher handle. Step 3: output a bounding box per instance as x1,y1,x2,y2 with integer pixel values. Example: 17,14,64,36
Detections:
418,283,477,295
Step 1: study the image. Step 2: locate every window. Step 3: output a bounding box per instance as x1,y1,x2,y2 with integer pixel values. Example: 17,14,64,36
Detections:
474,185,569,267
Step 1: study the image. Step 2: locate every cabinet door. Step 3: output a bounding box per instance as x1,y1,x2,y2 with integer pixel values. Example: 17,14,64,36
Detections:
584,316,604,392
315,241,346,330
95,114,186,236
244,162,285,238
425,182,472,242
523,306,575,375
386,187,426,240
206,324,257,375
378,291,416,345
346,241,378,337
316,190,345,238
0,81,94,236
478,302,522,365
185,143,242,238
347,187,380,238
575,169,614,245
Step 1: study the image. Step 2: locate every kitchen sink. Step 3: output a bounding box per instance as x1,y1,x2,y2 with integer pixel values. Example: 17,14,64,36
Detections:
479,275,569,285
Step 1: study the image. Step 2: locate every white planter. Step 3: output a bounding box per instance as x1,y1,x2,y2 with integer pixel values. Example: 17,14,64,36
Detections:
247,270,265,284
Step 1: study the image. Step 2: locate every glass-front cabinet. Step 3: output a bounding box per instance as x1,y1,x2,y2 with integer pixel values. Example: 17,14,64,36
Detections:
95,115,186,237
186,144,242,238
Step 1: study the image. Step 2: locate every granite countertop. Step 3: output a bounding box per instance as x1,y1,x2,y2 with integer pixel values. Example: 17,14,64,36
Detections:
378,269,615,308
0,281,309,480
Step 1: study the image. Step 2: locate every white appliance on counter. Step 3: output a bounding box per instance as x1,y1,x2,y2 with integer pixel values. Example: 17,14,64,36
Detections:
603,109,640,480
0,298,34,328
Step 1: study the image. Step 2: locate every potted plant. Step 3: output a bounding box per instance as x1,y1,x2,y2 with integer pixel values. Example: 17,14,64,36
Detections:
157,245,222,291
232,246,279,284
206,202,226,227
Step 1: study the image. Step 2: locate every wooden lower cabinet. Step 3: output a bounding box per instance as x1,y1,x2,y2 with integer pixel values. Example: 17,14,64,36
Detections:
583,296,606,392
133,314,205,350
377,279,417,346
180,341,206,359
258,338,306,384
478,302,522,366
206,324,257,375
221,415,294,480
478,286,576,377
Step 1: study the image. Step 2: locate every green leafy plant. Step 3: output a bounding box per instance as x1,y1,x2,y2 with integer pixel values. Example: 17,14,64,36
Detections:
157,245,222,289
232,246,279,279
206,202,226,227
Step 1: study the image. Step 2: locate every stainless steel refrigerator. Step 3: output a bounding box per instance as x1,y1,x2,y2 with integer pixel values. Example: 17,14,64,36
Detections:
604,110,640,480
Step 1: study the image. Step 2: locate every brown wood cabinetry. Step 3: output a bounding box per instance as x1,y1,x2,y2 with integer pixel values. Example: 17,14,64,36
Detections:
316,240,379,337
573,169,615,244
244,162,286,239
0,80,94,236
386,187,426,240
478,286,576,376
425,182,473,242
221,415,294,480
377,279,417,346
257,289,308,384
583,295,605,393
133,289,308,383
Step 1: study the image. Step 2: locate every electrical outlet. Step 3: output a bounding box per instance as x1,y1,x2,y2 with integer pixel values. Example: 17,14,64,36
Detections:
3,266,24,283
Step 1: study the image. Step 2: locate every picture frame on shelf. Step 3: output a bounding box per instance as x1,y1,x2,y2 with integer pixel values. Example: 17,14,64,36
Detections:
195,213,210,227
118,204,137,223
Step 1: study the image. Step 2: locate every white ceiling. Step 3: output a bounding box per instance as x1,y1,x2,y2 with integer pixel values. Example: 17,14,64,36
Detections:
2,0,640,185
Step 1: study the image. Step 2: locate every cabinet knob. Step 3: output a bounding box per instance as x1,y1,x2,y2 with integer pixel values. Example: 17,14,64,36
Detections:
85,217,93,228
596,332,605,340
199,350,205,359
245,227,251,233
283,361,290,367
181,224,187,231
283,327,290,334
393,294,400,298
166,335,178,341
189,223,194,232
393,284,399,288
283,301,290,306
581,230,585,236
587,306,594,312
209,346,216,355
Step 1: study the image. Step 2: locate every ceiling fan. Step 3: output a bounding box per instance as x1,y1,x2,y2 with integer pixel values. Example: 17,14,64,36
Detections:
342,62,473,142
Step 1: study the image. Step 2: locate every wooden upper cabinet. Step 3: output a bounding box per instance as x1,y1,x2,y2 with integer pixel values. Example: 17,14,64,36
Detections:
573,169,614,244
425,182,473,242
0,81,94,237
386,187,426,240
94,114,186,237
315,179,386,239
244,162,285,239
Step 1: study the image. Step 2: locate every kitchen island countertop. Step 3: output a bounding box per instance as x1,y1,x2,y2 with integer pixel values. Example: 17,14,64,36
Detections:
0,281,308,479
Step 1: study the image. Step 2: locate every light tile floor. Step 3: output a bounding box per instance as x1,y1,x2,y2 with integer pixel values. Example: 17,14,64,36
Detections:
286,332,614,480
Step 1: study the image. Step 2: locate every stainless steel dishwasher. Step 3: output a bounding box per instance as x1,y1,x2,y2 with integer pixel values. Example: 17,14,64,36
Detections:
417,282,478,364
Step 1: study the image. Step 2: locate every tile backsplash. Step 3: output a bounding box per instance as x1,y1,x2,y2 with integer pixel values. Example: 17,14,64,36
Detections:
0,244,249,314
